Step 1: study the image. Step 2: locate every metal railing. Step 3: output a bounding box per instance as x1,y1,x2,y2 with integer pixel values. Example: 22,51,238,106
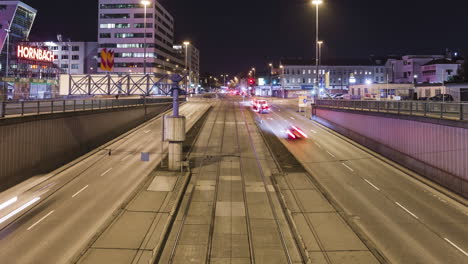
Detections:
316,100,468,121
0,97,176,118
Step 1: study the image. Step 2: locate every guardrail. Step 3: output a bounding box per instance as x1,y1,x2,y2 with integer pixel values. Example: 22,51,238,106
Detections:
0,97,176,118
316,100,468,121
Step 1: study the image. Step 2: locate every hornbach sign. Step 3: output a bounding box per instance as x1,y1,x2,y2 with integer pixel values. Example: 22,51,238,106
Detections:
17,45,54,63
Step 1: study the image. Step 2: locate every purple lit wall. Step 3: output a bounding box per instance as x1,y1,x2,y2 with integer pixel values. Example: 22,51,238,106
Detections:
316,109,468,197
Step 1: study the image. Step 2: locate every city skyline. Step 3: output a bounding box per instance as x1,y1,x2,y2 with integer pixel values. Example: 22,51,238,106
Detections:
20,0,468,75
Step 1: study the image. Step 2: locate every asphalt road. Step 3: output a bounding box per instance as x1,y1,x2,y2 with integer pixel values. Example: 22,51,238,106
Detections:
0,102,210,264
256,99,468,264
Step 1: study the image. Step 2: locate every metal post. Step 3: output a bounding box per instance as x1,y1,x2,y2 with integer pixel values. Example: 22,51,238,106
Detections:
440,103,443,119
460,104,464,121
410,102,413,116
63,100,66,112
143,3,147,74
99,99,101,109
377,101,380,112
397,102,400,115
37,101,40,115
0,101,5,118
91,100,94,110
51,101,54,113
424,103,427,117
73,100,76,112
5,28,10,77
83,100,85,110
21,101,24,116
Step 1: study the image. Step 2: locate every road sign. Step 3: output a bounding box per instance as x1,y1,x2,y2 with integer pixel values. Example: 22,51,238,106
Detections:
298,96,307,108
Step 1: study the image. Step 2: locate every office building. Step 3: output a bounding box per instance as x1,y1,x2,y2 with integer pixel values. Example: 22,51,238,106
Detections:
174,43,200,89
280,58,388,92
98,0,184,74
0,1,37,76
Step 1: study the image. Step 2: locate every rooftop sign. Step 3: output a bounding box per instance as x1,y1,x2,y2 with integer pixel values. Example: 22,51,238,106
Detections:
17,45,54,63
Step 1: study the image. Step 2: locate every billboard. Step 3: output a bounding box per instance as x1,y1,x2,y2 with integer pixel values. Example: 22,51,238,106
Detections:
17,45,54,64
100,48,114,72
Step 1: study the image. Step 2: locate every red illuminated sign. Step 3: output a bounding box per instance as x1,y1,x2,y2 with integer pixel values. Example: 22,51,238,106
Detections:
17,45,54,63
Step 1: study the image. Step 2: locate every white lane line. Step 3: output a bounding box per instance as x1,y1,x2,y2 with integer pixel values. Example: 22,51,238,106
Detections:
144,130,151,134
72,185,89,198
314,142,323,149
121,154,130,161
0,197,18,210
100,168,112,177
341,163,354,172
445,238,468,257
364,179,381,191
310,129,317,134
326,151,336,158
290,116,295,120
0,197,41,224
27,210,55,231
395,202,419,219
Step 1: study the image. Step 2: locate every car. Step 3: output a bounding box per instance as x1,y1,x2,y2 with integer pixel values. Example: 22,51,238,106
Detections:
253,100,270,113
429,94,454,102
286,125,308,140
332,93,345,99
418,97,429,101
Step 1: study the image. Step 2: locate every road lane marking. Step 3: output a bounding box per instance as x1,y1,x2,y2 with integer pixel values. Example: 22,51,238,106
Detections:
27,210,55,231
121,155,130,161
395,202,419,219
341,163,354,172
314,142,323,149
310,130,317,134
444,238,468,257
290,116,295,120
0,197,17,210
144,130,151,134
72,185,89,198
364,179,381,191
326,151,336,158
0,197,41,224
101,168,112,176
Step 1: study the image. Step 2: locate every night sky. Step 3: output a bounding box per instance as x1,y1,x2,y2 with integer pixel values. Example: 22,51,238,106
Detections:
22,0,468,75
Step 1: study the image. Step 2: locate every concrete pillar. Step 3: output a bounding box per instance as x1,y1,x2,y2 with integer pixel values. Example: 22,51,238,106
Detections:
165,116,186,171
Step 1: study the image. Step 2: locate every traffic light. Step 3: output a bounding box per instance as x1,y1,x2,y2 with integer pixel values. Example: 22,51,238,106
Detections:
248,78,255,86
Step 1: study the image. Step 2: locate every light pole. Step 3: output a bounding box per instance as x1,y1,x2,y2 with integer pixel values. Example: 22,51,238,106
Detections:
280,65,285,98
312,0,323,97
141,0,150,75
183,41,190,91
252,67,256,79
4,27,11,77
317,41,323,65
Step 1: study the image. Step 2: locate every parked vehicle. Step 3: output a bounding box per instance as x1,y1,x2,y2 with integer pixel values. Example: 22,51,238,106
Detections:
429,94,454,102
418,97,429,101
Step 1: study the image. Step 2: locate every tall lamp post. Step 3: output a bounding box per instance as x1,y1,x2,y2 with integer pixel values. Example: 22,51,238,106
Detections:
312,0,323,97
317,41,323,65
4,27,11,77
183,41,190,92
141,0,150,75
252,67,256,79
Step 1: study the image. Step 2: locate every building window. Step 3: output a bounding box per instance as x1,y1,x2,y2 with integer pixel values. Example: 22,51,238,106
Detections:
100,33,111,38
72,55,79,60
308,70,311,74
61,55,68,59
51,46,58,50
54,55,58,59
71,64,79,69
62,46,68,51
61,64,69,69
134,13,153,18
100,13,130,19
72,46,79,51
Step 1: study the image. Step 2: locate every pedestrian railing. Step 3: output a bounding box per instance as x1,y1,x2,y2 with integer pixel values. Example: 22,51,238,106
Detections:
0,97,175,118
316,99,468,121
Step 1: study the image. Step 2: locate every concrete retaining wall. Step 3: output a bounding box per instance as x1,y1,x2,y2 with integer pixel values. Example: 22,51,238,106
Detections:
314,108,468,198
0,103,171,192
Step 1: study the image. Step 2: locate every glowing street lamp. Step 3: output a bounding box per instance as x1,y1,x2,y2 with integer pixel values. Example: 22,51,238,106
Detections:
141,0,151,74
312,0,323,96
183,41,190,89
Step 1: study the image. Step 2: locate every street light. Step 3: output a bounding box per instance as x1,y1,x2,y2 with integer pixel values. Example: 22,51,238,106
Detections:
312,0,323,97
4,27,11,77
317,41,324,65
252,67,256,79
183,41,190,90
141,0,151,75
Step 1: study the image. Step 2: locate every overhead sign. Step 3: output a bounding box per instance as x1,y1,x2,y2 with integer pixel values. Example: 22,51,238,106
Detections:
17,45,54,63
100,48,115,72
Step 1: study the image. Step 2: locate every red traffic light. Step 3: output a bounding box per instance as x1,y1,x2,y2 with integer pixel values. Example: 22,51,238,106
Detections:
248,78,255,85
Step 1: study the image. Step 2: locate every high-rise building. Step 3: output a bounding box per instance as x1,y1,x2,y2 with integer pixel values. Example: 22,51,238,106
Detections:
98,0,184,74
0,1,37,76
